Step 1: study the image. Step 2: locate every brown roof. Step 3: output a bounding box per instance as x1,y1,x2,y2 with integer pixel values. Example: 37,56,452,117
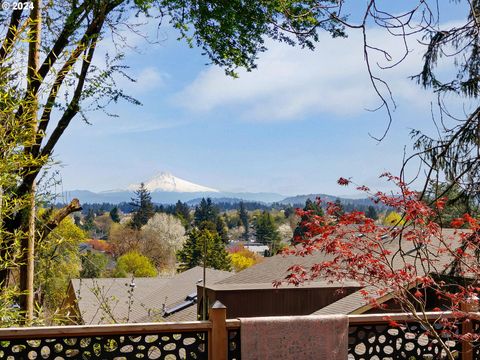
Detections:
212,228,470,316
71,267,232,324
208,281,360,291
215,251,336,286
312,286,382,315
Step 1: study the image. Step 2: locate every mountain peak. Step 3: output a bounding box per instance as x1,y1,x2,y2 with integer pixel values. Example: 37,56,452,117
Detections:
127,172,219,193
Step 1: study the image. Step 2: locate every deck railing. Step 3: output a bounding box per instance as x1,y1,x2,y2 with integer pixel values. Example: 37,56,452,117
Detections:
1,306,479,360
348,313,469,360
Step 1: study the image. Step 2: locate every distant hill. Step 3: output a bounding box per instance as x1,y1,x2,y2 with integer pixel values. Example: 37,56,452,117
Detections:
279,193,386,209
64,171,384,209
64,190,286,205
65,171,285,205
64,190,385,213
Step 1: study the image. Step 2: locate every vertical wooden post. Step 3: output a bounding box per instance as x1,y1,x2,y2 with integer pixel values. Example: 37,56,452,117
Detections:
209,301,227,360
461,297,479,360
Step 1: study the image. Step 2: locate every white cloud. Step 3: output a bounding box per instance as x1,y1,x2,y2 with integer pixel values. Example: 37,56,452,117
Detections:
172,27,431,121
116,66,168,94
135,67,167,90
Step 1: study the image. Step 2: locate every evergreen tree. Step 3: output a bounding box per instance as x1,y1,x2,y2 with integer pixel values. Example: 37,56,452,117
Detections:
83,209,96,232
194,198,218,226
254,211,280,255
177,229,231,271
198,220,217,233
238,201,249,240
366,206,378,220
216,216,229,244
175,200,192,226
426,182,477,226
293,199,324,243
334,198,344,218
305,199,323,214
283,205,294,219
130,183,155,230
109,206,121,223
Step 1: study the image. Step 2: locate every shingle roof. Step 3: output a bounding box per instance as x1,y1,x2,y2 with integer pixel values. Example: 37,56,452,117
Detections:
135,266,233,322
215,251,335,286
312,286,379,315
71,267,232,324
312,228,472,315
213,228,471,316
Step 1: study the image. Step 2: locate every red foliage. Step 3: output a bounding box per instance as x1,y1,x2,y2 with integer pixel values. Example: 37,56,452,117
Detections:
85,239,112,254
281,173,480,333
337,177,350,186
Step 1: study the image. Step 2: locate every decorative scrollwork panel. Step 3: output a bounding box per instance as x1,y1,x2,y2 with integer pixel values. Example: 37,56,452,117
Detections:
348,323,460,360
0,331,207,359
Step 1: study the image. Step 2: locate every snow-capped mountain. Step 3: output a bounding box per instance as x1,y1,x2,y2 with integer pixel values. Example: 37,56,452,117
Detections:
127,172,219,193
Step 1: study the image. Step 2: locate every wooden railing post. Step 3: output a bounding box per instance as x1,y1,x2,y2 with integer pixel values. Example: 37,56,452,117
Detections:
461,297,479,360
209,301,227,360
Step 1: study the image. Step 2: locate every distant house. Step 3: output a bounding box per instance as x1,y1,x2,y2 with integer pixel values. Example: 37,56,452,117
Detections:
243,243,269,256
64,267,232,324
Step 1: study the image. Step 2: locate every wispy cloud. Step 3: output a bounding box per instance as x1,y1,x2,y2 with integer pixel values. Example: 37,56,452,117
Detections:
114,66,169,94
94,118,186,135
172,27,430,121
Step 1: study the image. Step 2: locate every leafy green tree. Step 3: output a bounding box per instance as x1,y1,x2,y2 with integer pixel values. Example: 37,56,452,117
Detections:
177,229,231,272
36,215,85,311
238,201,249,240
80,251,108,278
254,211,281,254
130,183,155,230
222,212,235,229
114,251,157,277
109,207,120,223
94,213,114,240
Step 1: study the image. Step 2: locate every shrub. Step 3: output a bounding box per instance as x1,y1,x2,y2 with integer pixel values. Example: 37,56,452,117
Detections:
115,251,157,277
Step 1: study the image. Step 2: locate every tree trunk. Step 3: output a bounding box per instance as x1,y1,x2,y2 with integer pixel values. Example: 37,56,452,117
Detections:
19,0,41,322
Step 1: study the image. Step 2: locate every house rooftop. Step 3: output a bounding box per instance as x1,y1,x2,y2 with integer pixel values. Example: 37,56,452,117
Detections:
70,266,233,324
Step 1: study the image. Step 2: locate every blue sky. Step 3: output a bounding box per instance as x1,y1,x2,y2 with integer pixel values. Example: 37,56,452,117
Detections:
53,1,470,196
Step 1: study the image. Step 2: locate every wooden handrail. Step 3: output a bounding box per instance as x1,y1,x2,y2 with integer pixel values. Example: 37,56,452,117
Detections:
3,311,477,340
347,311,480,325
2,309,479,360
0,320,211,340
225,318,240,329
